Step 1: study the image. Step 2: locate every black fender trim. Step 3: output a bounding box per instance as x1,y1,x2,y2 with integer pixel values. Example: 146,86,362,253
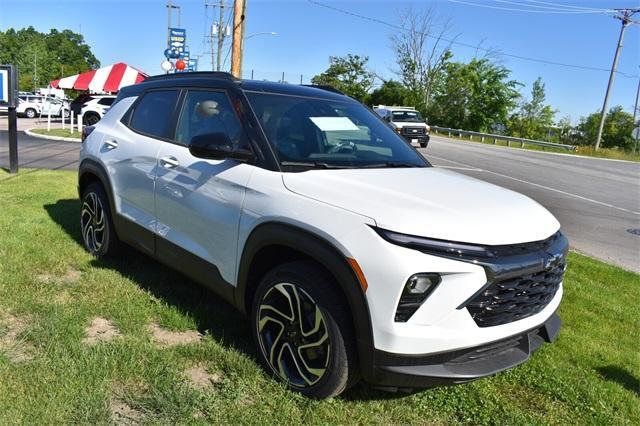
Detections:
235,222,377,381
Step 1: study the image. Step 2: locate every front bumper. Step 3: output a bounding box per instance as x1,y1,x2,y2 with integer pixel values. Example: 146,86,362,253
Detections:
401,134,430,146
366,311,561,390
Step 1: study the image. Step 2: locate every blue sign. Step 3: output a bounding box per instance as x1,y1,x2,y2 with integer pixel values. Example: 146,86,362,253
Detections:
0,71,5,103
168,27,186,55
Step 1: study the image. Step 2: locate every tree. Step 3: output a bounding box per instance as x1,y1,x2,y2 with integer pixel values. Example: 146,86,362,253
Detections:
429,59,520,131
311,54,374,103
0,27,100,91
368,80,409,107
508,77,556,140
390,7,454,113
578,106,635,149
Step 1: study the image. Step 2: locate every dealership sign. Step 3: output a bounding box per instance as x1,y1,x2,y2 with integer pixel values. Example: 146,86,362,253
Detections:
166,28,186,59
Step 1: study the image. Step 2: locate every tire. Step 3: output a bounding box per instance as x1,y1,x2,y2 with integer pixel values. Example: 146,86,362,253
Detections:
84,113,100,126
25,108,36,119
420,142,428,148
80,182,121,258
251,261,359,399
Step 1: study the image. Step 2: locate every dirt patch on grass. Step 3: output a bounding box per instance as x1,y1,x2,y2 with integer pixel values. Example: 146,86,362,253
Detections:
110,397,145,425
184,363,223,390
148,323,202,347
0,313,35,362
83,317,121,345
37,267,81,284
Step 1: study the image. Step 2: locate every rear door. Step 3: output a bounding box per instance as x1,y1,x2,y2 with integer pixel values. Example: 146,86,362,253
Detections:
154,88,254,284
101,89,181,254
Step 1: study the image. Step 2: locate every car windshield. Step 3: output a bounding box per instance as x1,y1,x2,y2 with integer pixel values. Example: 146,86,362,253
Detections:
245,92,428,169
391,110,424,123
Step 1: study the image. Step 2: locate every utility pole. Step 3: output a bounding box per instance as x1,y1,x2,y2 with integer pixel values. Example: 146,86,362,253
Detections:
633,72,640,154
216,0,225,71
594,9,638,151
33,53,37,91
231,0,246,78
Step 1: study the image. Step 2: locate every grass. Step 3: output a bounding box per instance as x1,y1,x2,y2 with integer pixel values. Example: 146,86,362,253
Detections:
433,131,640,162
30,128,81,139
0,168,639,424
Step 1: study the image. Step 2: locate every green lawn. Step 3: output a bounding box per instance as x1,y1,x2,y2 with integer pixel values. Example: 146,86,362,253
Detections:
30,128,81,139
432,131,640,162
0,169,638,424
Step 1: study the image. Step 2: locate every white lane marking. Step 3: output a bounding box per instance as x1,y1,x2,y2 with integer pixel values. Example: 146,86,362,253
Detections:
436,165,483,171
429,154,640,216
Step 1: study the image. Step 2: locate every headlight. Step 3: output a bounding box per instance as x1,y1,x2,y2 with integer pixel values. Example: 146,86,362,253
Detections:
372,227,495,259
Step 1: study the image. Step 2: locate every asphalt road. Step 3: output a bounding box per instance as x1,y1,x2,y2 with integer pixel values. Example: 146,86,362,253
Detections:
1,129,639,272
421,135,640,273
0,130,79,170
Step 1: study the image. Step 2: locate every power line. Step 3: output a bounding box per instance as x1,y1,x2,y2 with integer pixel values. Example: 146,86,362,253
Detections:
448,0,612,14
523,0,612,12
306,0,639,79
492,0,613,13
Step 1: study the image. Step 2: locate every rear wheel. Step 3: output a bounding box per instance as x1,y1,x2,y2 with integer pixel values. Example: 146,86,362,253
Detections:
84,113,100,126
251,261,359,399
80,182,121,258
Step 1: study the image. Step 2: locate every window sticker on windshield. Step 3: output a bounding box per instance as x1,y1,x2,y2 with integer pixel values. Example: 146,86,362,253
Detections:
309,116,359,132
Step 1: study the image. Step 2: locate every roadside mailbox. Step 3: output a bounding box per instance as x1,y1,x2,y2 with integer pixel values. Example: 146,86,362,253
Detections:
0,64,18,173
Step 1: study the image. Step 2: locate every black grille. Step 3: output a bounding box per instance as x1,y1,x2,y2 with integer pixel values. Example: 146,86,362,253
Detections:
466,258,565,327
401,126,426,136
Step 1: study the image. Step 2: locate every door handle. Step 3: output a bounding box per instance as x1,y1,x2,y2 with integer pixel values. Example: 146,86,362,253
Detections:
104,139,118,149
160,156,180,168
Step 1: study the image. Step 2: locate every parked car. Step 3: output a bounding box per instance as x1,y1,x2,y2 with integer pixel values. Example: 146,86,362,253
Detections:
374,105,431,148
16,95,68,118
68,94,116,125
78,72,567,399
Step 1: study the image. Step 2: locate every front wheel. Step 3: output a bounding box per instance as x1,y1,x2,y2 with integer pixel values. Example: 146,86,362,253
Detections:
25,108,37,119
251,261,359,399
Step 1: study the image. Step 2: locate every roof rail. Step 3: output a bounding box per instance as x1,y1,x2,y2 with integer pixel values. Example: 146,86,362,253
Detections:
301,84,345,95
145,71,240,82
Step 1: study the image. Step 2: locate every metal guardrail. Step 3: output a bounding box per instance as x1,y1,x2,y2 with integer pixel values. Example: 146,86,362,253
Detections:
431,126,577,151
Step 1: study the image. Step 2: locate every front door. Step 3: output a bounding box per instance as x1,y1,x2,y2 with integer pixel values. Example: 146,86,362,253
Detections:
154,89,254,284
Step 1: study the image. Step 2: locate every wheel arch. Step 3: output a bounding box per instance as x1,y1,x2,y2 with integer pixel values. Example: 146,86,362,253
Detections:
235,222,376,374
78,159,117,231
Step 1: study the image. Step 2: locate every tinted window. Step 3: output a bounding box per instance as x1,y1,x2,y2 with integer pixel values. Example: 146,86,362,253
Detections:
129,90,179,139
98,97,115,106
391,110,423,123
175,90,247,148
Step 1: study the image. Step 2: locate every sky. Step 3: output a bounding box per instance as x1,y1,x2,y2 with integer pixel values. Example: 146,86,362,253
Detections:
1,0,638,122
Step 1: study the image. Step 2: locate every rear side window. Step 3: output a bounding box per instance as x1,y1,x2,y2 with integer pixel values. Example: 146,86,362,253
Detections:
98,98,115,106
129,90,179,139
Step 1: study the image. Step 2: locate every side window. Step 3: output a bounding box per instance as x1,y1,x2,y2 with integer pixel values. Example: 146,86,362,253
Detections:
98,98,115,106
175,90,247,148
129,90,180,139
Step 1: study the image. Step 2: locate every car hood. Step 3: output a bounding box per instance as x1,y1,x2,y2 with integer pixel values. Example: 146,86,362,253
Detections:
282,167,560,245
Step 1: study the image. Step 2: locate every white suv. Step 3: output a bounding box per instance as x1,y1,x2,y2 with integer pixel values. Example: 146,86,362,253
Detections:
78,73,567,399
80,95,116,125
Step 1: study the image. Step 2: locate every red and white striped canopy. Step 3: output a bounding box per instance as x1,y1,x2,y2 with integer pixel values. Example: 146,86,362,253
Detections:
50,62,147,93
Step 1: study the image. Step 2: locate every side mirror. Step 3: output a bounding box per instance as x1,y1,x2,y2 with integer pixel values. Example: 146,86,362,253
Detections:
189,132,254,162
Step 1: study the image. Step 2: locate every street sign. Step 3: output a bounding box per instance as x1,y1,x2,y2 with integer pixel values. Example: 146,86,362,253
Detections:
632,127,640,139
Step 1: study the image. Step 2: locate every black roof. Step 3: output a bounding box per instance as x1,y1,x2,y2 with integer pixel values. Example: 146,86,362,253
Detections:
118,72,351,102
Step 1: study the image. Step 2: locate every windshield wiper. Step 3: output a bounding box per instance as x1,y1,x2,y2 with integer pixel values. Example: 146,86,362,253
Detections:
360,161,421,168
280,161,354,169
